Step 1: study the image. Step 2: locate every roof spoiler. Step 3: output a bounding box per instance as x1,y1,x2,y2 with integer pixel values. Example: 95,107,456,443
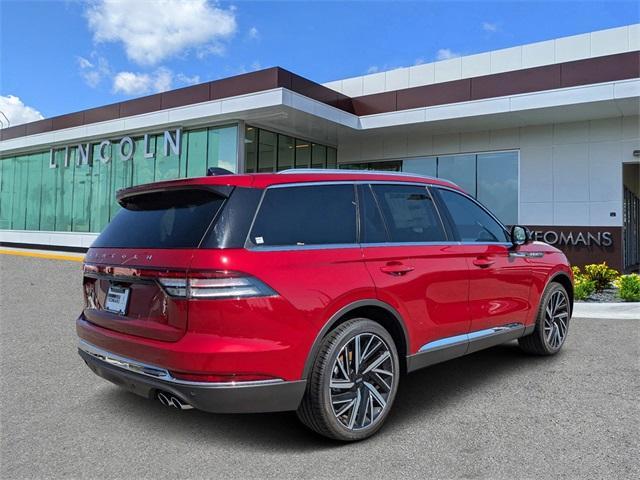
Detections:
207,167,234,176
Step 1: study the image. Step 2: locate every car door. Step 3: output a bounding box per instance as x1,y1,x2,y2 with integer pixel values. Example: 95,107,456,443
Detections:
359,183,471,356
432,187,532,346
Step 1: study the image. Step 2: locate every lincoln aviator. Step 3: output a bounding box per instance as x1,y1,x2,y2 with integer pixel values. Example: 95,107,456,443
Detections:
77,169,573,441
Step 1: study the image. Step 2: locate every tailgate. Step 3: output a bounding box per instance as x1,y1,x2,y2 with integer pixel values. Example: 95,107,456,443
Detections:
83,249,196,341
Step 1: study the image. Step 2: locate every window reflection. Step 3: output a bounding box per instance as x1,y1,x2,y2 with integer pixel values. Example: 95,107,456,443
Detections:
244,126,335,172
343,151,519,225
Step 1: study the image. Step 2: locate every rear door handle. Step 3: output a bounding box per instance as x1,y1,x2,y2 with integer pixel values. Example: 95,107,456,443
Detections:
380,263,415,276
472,256,495,268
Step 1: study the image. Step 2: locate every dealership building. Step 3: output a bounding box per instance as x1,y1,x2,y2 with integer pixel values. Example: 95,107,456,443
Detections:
0,24,639,271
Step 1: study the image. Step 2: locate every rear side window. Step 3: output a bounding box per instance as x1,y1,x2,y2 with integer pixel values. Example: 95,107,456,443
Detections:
371,184,446,242
359,185,388,243
92,189,225,248
249,184,356,247
436,188,509,243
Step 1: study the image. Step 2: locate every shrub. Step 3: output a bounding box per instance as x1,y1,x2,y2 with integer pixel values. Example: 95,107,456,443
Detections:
574,275,596,301
618,274,640,302
583,262,619,292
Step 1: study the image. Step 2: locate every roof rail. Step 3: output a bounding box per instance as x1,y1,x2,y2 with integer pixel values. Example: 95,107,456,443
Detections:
277,168,442,182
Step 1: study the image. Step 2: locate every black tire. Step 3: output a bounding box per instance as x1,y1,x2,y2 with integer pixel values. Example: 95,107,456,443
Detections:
518,282,571,355
297,318,400,441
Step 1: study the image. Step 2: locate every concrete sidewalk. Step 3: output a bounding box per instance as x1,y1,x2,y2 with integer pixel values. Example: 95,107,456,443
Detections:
573,302,640,319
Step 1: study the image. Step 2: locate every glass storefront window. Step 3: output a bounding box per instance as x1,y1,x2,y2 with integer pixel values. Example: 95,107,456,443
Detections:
437,154,476,196
477,152,518,225
185,129,208,178
244,126,334,172
210,125,238,173
312,144,327,169
258,130,277,172
327,147,337,169
244,127,258,173
277,134,295,171
402,156,437,177
0,124,239,233
342,151,519,224
295,140,311,168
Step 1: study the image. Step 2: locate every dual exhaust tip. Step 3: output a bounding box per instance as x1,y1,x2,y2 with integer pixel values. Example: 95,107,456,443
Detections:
156,391,193,410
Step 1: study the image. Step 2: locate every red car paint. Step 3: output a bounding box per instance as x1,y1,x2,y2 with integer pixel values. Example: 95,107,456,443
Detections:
77,171,573,386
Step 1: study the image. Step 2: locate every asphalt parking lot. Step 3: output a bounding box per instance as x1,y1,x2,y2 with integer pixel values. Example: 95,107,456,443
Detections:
1,253,638,480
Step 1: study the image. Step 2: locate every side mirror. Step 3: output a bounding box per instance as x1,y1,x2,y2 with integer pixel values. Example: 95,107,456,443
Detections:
510,225,531,246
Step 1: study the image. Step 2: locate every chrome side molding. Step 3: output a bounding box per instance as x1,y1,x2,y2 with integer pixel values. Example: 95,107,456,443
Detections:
419,323,524,352
407,323,526,372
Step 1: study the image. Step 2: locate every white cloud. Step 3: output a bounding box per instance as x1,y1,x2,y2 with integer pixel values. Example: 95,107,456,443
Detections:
176,73,201,85
482,21,498,32
248,26,260,40
112,67,199,95
414,58,425,66
196,43,227,59
366,66,379,74
232,61,263,75
113,72,153,95
85,0,237,66
436,48,461,60
77,54,111,88
153,67,173,92
0,95,44,127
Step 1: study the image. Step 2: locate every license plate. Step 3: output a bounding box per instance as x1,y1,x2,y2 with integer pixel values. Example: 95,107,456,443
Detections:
105,285,130,315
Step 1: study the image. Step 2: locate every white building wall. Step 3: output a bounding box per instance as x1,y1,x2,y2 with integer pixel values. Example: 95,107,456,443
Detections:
323,24,640,96
337,116,640,227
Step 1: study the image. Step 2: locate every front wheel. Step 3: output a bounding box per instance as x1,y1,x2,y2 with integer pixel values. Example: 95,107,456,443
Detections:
297,318,400,441
519,282,571,355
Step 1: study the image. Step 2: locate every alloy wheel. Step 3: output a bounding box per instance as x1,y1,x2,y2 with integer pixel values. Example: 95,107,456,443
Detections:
329,333,395,431
544,290,569,349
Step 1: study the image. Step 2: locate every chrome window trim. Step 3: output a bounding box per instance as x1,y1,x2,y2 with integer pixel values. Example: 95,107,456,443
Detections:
249,243,362,252
244,182,359,249
362,241,462,248
243,180,515,252
78,340,283,387
367,182,450,244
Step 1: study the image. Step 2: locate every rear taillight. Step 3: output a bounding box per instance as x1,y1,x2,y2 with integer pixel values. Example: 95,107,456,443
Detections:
158,271,277,300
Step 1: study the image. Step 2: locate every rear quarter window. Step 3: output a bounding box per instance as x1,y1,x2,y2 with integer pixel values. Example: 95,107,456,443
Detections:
92,189,226,249
249,184,357,247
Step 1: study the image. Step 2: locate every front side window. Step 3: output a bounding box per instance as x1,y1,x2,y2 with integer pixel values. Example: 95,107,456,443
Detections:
249,184,356,247
436,188,509,243
371,184,446,243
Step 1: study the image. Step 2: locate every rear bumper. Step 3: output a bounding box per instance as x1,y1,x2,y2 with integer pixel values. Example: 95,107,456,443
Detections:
78,340,306,414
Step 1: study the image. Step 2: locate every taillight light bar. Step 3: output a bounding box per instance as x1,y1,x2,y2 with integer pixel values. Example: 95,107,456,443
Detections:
158,272,277,300
83,264,274,300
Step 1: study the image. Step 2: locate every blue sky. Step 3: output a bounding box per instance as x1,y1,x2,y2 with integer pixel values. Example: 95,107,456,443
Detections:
1,0,638,125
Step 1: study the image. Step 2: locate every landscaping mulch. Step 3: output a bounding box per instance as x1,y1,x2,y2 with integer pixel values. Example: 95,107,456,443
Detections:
576,287,622,303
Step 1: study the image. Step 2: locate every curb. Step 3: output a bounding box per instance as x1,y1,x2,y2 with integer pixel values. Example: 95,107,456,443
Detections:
573,302,640,320
0,248,85,262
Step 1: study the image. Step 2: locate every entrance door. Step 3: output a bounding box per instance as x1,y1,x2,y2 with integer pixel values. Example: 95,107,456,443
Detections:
623,163,640,271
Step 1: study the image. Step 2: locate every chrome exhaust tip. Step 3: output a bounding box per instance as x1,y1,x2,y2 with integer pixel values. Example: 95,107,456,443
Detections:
156,391,193,410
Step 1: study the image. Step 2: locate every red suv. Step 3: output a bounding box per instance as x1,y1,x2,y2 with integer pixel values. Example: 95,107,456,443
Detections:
77,170,573,441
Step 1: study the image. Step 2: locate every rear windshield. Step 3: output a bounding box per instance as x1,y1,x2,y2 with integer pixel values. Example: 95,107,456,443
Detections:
92,189,226,249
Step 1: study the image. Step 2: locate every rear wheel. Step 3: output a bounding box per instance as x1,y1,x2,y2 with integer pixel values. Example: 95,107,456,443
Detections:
519,282,571,355
297,318,400,441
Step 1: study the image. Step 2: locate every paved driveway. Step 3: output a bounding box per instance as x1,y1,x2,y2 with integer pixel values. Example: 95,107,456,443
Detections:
1,254,638,479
